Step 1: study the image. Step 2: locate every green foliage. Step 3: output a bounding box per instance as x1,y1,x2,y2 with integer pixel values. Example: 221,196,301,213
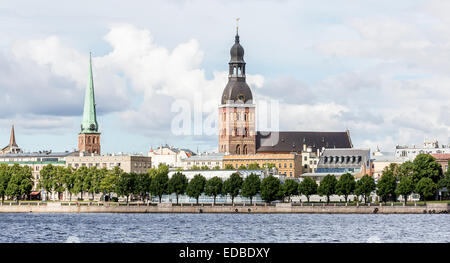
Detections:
415,177,437,201
63,167,77,201
135,172,151,202
412,154,443,184
224,164,234,170
376,172,397,203
262,163,276,170
355,174,376,203
247,163,260,170
186,174,206,204
168,172,188,204
100,166,120,196
38,164,57,200
237,165,247,170
213,166,221,170
395,176,415,205
190,165,201,170
336,173,356,202
298,177,318,202
6,164,33,201
223,173,243,204
0,164,12,202
241,173,261,204
282,179,298,202
317,174,337,203
438,172,450,191
260,175,282,203
150,166,169,203
200,165,210,170
116,172,136,203
396,161,414,179
204,176,223,204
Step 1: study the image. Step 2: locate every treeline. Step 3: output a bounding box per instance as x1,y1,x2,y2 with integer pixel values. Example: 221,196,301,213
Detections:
188,163,275,171
0,164,33,202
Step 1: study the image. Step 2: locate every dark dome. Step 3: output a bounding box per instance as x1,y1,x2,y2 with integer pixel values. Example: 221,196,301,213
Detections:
221,78,253,104
230,35,245,63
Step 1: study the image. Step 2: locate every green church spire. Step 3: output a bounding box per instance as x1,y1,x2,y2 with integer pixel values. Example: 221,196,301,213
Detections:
80,52,99,134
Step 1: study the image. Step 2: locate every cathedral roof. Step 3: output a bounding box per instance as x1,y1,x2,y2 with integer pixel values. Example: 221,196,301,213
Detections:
80,53,99,134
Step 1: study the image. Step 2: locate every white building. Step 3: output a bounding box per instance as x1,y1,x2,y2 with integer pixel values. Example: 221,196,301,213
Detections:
181,152,224,170
301,145,320,173
148,145,195,168
395,140,450,161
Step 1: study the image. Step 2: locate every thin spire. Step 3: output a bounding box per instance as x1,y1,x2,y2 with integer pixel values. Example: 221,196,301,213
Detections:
80,52,99,134
9,124,18,147
235,18,240,42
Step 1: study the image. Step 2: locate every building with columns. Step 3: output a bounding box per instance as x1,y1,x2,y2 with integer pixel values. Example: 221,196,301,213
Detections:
78,53,101,155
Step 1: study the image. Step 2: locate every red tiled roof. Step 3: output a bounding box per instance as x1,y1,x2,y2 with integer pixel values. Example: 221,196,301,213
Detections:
431,153,450,160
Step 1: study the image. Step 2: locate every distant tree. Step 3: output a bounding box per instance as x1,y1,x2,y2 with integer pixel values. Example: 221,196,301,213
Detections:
376,173,397,203
168,172,188,204
204,176,223,205
282,179,298,203
396,161,414,179
438,171,450,191
336,173,356,203
415,177,437,201
6,165,32,201
317,174,337,203
38,164,57,200
237,165,247,170
247,163,260,170
395,176,415,205
241,173,261,205
260,175,282,203
117,172,136,203
186,174,206,204
223,173,243,204
73,166,89,200
213,166,221,170
0,164,12,203
100,167,121,199
355,174,376,203
53,166,67,200
200,165,210,170
298,177,318,202
224,164,234,170
63,167,77,201
262,163,276,170
190,165,201,170
412,154,443,184
135,172,152,202
150,168,169,203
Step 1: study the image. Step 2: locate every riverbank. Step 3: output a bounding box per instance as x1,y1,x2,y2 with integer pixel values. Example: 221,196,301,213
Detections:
0,202,448,214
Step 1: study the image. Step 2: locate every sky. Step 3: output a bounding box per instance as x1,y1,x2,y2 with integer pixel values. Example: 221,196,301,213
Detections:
0,0,449,154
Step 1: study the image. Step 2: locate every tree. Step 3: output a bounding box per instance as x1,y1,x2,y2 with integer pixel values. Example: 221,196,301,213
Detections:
262,163,276,170
135,172,152,202
355,174,376,203
168,172,188,204
260,175,282,203
396,176,415,205
6,165,32,201
200,165,210,170
317,174,337,203
73,166,89,200
0,164,12,203
224,164,234,170
415,177,437,201
396,161,414,179
376,173,397,203
90,167,106,200
223,173,243,204
336,173,356,203
38,164,57,200
204,176,223,205
412,154,443,184
298,177,318,202
100,167,120,200
150,168,169,203
186,174,206,204
117,172,136,203
282,179,298,203
190,165,201,170
247,163,260,170
63,167,77,201
237,165,247,170
213,166,221,170
241,173,261,205
54,166,67,200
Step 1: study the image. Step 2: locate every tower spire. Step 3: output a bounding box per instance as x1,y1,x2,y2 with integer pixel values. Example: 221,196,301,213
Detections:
9,124,17,147
80,52,99,134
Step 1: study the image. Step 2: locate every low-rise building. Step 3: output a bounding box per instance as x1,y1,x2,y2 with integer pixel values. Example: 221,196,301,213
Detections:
372,148,404,180
66,152,152,174
222,153,302,178
431,153,450,173
181,152,224,170
301,145,320,174
395,140,450,161
148,145,195,168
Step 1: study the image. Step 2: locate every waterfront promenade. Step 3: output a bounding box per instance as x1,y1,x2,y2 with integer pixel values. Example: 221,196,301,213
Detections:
0,202,448,214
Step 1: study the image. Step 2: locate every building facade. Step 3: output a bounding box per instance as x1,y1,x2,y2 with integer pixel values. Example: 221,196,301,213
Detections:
66,153,151,174
395,140,450,161
148,145,195,168
78,53,101,155
431,153,450,173
181,152,224,170
222,153,302,178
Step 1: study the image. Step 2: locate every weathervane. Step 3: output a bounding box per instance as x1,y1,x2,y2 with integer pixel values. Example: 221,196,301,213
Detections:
236,18,240,34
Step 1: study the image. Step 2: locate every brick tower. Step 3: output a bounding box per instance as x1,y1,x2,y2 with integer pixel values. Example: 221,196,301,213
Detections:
218,27,256,155
78,53,101,154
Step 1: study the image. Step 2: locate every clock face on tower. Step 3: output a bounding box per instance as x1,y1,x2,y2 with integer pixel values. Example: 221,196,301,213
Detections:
237,94,245,101
89,124,96,131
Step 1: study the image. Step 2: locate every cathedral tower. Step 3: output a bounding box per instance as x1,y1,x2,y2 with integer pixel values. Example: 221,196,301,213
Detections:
218,27,256,155
78,53,101,154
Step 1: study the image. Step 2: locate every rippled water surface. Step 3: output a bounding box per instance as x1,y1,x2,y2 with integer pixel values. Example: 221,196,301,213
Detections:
0,213,448,243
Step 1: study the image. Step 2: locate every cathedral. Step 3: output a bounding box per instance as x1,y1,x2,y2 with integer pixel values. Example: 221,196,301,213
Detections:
218,29,352,156
0,125,22,155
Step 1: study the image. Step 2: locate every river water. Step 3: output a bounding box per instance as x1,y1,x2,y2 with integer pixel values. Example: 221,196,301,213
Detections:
0,213,448,243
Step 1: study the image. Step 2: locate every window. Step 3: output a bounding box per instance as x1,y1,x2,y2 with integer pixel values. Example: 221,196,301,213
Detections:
284,163,287,168
304,156,307,161
278,163,281,168
290,163,292,168
289,172,292,177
